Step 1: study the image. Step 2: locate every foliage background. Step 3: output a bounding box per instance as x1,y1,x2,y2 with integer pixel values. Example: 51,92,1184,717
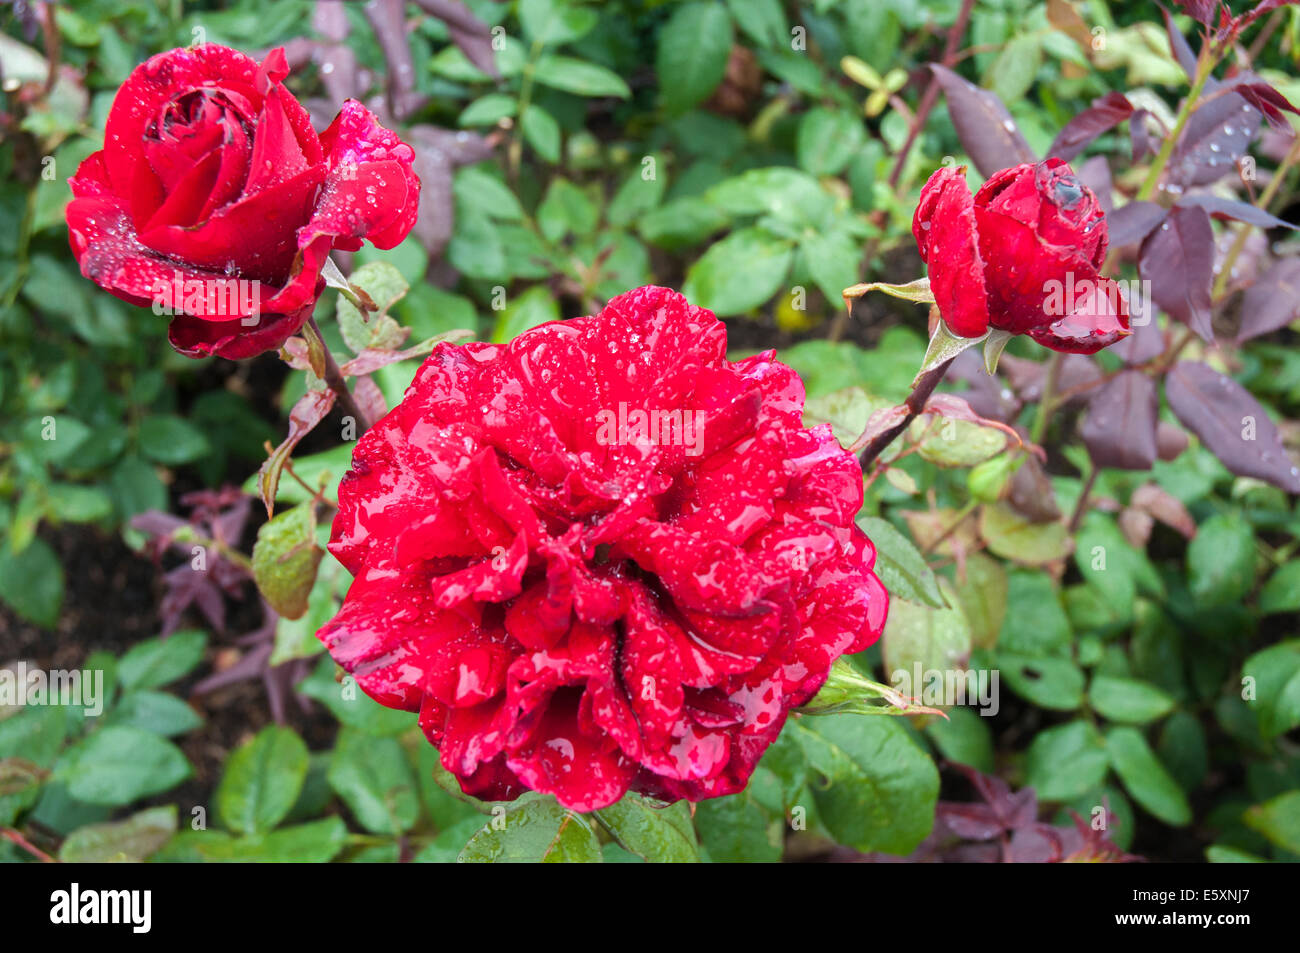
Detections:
1,0,1299,862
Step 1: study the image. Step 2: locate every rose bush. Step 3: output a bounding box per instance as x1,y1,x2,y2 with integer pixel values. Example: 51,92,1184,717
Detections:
65,43,420,359
912,158,1130,354
317,285,888,811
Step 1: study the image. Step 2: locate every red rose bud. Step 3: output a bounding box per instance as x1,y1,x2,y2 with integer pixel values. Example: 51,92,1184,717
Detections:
65,45,420,360
913,158,1130,355
316,286,889,811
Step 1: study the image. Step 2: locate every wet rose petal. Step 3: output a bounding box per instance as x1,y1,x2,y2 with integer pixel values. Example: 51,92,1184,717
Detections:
318,286,889,811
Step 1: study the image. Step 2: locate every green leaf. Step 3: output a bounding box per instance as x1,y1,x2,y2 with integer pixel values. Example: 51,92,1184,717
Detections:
800,229,863,307
912,417,1008,468
997,571,1071,657
793,714,939,855
155,817,347,862
726,0,787,49
1187,512,1256,607
1106,726,1192,826
998,653,1085,710
217,725,309,835
533,55,630,98
454,165,526,222
656,2,734,114
252,504,324,620
1259,561,1300,614
1025,720,1109,801
981,504,1071,566
0,536,63,628
857,516,946,609
925,706,995,773
704,167,828,222
60,727,190,806
459,796,602,862
336,261,410,355
520,105,561,163
694,789,782,862
138,415,211,466
682,227,794,316
796,107,866,177
327,729,419,835
608,163,666,227
596,793,699,862
118,629,207,691
1242,640,1300,738
538,177,599,243
1089,675,1176,725
988,33,1043,104
58,805,177,862
1244,790,1300,854
953,553,1008,650
492,284,561,342
882,577,971,685
519,0,599,45
458,93,517,127
297,657,414,736
44,484,113,524
106,691,201,737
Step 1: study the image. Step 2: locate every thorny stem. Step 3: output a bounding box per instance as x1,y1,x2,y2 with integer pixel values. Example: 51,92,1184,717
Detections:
1136,50,1216,202
857,356,956,468
1212,134,1300,300
307,316,373,432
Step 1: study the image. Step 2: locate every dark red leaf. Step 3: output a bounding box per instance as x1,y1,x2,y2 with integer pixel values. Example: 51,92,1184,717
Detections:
930,65,1036,177
1082,370,1159,471
1165,361,1300,492
1225,80,1300,131
1178,194,1298,229
1114,313,1165,365
1238,258,1300,342
1168,92,1261,187
1077,155,1114,214
1048,92,1135,162
1108,200,1168,247
1139,204,1215,341
1130,109,1160,162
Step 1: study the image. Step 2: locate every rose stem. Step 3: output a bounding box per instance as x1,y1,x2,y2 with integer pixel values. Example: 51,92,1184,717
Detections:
1031,351,1063,445
1135,47,1217,201
1067,465,1099,535
308,315,374,432
858,355,956,467
1212,134,1300,300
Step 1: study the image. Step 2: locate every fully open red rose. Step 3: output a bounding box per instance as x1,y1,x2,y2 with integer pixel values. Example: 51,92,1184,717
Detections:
66,44,419,359
913,158,1130,354
317,286,888,811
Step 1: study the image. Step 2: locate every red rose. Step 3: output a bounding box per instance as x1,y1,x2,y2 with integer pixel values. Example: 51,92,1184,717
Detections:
65,44,420,359
913,158,1130,354
317,286,888,811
